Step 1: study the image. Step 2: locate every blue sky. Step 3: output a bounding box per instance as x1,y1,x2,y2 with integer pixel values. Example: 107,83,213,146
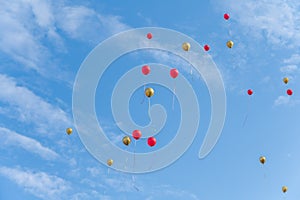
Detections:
1,0,300,199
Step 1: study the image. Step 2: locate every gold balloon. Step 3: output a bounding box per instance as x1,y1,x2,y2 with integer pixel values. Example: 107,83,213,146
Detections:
283,77,289,84
145,87,154,98
182,42,191,51
282,186,288,193
259,156,266,164
226,40,234,48
66,128,72,135
107,159,113,166
122,136,131,146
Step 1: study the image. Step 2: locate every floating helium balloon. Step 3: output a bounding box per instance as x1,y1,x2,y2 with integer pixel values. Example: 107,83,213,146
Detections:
259,156,266,164
145,87,154,98
107,159,113,166
182,42,191,51
282,186,288,193
170,68,179,78
66,128,72,135
227,40,234,48
224,13,230,20
287,89,293,95
147,137,156,147
132,130,142,140
283,77,289,84
247,89,253,95
147,33,152,39
122,136,131,146
142,65,150,75
204,44,210,51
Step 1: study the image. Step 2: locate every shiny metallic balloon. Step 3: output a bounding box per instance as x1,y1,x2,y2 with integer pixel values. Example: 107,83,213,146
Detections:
182,42,191,51
283,77,289,84
66,128,73,135
122,136,131,146
259,156,266,164
107,159,113,166
145,87,154,98
226,40,234,48
282,186,288,193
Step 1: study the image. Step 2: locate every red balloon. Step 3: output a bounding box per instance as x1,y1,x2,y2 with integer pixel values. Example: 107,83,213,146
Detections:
142,65,150,75
147,33,152,39
287,89,293,95
132,130,142,140
247,89,253,95
170,68,179,78
224,13,230,20
204,44,210,51
147,137,156,147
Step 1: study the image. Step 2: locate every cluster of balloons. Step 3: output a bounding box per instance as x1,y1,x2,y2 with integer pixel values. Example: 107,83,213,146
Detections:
259,156,288,193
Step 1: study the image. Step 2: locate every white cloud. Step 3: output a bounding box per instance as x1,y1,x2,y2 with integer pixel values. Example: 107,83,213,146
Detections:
146,185,200,200
0,166,70,200
280,65,298,73
56,6,130,43
0,127,58,160
274,95,300,106
212,0,300,46
284,54,300,64
0,74,71,136
0,0,130,77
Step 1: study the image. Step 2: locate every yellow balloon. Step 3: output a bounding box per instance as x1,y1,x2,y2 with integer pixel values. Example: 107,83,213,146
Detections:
282,186,288,193
66,128,72,135
182,42,191,51
227,40,234,48
122,136,131,146
283,77,289,84
145,87,154,98
107,159,113,166
259,156,266,164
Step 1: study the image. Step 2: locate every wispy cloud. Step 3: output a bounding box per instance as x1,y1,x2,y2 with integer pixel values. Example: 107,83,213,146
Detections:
280,65,298,74
0,166,70,200
56,6,130,43
274,95,300,106
212,0,300,46
145,184,200,200
0,127,59,160
0,0,130,78
0,74,71,136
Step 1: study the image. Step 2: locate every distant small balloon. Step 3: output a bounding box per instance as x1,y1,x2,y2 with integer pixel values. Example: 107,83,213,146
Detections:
122,136,131,146
147,33,152,39
283,77,289,84
170,68,179,78
287,89,293,95
282,186,288,193
204,44,210,51
66,128,72,135
145,87,154,98
182,42,191,51
142,65,150,75
132,130,142,140
259,156,266,164
224,13,230,20
247,89,253,95
107,159,113,166
147,137,156,147
227,40,234,48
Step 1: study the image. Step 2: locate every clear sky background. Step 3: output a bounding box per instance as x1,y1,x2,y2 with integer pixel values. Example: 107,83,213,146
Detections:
0,0,300,199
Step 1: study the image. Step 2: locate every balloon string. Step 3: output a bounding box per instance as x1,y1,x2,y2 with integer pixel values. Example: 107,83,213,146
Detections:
148,98,150,112
242,96,251,127
133,140,136,170
172,81,176,110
